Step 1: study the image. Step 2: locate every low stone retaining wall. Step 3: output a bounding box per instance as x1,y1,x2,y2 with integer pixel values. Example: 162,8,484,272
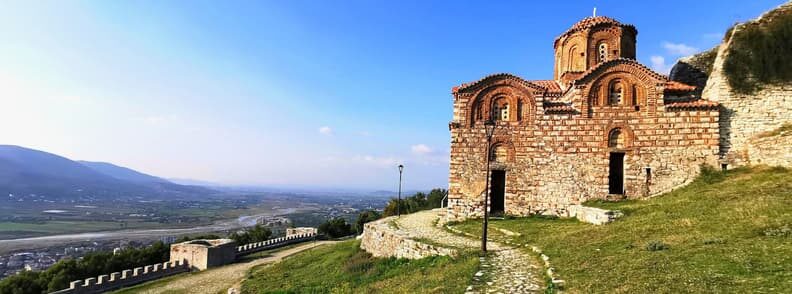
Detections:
568,205,623,225
360,216,455,259
50,260,189,294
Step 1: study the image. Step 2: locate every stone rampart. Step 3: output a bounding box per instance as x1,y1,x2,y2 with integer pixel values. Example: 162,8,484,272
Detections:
235,233,316,257
360,215,456,259
697,2,792,168
49,260,189,294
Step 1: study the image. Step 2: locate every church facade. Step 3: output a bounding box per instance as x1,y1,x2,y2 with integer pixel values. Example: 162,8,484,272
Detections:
446,16,721,221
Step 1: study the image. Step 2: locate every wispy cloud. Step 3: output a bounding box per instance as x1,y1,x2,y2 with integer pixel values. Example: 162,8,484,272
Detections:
662,42,699,56
353,155,401,168
650,55,672,75
318,126,333,136
411,144,433,155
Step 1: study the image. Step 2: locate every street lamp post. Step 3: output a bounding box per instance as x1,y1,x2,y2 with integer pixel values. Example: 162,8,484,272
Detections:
398,164,404,218
482,120,496,253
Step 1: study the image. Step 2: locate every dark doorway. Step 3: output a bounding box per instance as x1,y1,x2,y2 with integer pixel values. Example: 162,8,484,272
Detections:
490,170,506,215
609,152,625,194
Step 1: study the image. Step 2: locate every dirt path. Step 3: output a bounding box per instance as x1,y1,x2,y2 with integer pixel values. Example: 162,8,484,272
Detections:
395,210,543,293
128,241,337,294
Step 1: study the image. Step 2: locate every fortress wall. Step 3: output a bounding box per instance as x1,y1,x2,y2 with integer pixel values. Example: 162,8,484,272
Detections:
49,260,189,294
235,233,316,257
360,214,456,259
699,3,792,168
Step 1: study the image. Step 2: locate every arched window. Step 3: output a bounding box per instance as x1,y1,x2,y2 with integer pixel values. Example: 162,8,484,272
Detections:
608,128,625,148
568,46,578,71
608,80,624,106
597,42,608,63
492,98,509,121
631,84,639,106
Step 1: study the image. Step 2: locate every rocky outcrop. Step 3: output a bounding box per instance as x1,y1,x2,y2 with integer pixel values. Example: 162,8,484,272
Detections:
672,2,792,168
568,205,624,225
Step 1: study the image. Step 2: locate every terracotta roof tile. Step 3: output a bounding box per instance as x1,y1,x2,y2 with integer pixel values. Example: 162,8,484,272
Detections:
531,80,562,94
574,58,667,84
664,81,697,92
555,16,636,45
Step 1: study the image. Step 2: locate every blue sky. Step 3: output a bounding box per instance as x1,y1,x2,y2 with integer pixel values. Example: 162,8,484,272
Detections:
0,0,784,190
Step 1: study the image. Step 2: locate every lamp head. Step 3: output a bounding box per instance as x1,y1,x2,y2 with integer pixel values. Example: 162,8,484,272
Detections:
484,120,496,138
398,164,404,172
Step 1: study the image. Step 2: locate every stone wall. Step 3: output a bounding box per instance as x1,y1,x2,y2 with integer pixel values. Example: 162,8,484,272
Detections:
745,127,792,167
235,233,316,257
286,227,318,237
50,260,189,294
360,215,455,259
169,239,237,271
698,2,792,168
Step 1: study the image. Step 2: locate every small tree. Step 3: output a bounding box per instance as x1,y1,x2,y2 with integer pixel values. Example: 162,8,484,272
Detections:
318,218,353,238
354,210,382,234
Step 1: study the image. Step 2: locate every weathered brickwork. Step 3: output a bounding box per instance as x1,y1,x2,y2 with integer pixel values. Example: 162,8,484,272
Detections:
446,16,721,221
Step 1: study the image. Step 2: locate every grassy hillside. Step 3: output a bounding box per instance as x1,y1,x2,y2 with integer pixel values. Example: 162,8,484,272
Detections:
454,166,791,293
241,240,478,293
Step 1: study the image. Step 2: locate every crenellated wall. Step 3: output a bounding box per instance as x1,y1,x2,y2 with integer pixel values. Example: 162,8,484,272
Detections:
49,233,317,294
50,260,190,294
235,233,316,256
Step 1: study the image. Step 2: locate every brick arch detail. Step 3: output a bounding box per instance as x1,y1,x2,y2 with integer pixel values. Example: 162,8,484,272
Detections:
603,122,635,150
489,136,516,163
467,82,537,127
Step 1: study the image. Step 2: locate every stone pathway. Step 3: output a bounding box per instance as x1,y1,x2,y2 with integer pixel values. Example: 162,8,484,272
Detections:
394,210,543,293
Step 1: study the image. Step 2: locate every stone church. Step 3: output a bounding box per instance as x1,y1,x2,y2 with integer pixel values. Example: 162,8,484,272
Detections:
445,15,723,221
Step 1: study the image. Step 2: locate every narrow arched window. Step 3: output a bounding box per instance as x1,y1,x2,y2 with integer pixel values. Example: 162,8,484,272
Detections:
597,42,608,63
631,84,638,105
568,46,578,71
608,128,624,148
608,80,624,105
492,98,509,121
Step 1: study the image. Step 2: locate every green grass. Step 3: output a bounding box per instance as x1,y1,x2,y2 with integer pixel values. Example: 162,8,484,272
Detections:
454,166,792,293
241,240,478,294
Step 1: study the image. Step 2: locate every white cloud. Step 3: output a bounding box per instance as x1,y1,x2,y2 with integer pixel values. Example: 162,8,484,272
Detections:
318,126,333,136
662,42,699,56
354,155,400,168
650,55,672,75
411,144,433,155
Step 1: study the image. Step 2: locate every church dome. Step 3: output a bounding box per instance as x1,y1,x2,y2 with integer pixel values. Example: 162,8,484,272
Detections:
555,16,636,44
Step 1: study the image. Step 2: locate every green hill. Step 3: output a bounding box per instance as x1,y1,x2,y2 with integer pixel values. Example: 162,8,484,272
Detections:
453,166,791,293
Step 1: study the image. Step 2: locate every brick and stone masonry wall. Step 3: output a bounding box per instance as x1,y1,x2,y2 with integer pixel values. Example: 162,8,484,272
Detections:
447,87,719,221
360,215,455,259
49,260,189,294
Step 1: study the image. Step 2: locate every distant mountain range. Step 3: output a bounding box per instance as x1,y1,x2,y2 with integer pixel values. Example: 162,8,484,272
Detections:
0,145,214,200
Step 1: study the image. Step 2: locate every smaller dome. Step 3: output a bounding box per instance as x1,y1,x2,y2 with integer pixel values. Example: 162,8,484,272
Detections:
569,16,623,31
554,16,636,45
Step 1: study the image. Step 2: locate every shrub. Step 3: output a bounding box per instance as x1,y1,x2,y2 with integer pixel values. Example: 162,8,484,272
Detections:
230,225,272,245
354,210,381,234
343,250,375,274
383,188,447,217
645,240,669,251
318,217,354,238
723,7,792,94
